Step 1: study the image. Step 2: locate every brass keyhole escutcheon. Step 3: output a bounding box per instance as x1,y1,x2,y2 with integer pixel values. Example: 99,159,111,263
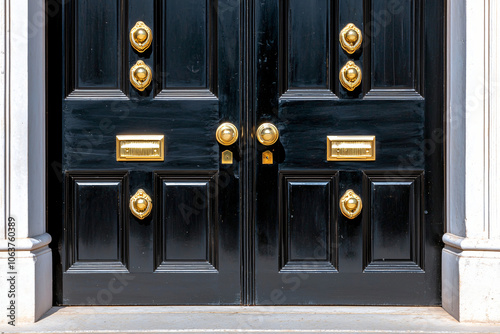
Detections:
130,21,153,53
221,150,234,164
130,60,153,91
256,123,279,146
340,61,362,91
340,189,362,219
130,189,153,220
262,150,273,164
340,23,363,54
216,123,239,146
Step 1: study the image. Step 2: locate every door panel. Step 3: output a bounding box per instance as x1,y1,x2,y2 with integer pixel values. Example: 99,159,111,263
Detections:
74,0,125,91
57,0,443,306
279,172,339,273
154,171,219,272
363,171,423,272
66,172,128,273
161,0,215,91
254,0,443,305
61,0,241,304
368,0,421,93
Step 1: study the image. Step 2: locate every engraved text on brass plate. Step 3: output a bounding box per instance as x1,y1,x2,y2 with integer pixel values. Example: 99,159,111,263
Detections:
116,135,165,161
327,135,376,161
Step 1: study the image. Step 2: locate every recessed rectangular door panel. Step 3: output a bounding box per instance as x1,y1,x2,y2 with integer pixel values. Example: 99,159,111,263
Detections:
161,0,216,92
155,172,218,272
363,171,424,272
65,172,128,273
281,0,333,93
67,0,127,97
280,172,338,272
366,0,422,96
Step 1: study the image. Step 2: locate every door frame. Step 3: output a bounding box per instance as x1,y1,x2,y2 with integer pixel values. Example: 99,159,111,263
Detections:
3,0,499,322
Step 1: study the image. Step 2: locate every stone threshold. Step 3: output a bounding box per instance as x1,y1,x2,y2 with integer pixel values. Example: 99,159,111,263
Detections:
2,306,500,334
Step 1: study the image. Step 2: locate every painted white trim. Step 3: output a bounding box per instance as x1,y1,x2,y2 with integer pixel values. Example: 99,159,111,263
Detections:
0,232,51,251
489,0,500,240
443,0,500,322
446,0,466,238
445,0,500,252
0,0,51,324
443,233,500,252
0,0,9,241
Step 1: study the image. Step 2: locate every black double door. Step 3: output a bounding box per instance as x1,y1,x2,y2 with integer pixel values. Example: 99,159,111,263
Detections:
57,0,444,305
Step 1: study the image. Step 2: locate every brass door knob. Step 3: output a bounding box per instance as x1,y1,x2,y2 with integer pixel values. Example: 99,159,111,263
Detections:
130,21,153,53
340,23,362,54
340,189,362,219
130,189,152,220
256,123,279,146
340,61,362,91
216,123,239,146
130,60,152,91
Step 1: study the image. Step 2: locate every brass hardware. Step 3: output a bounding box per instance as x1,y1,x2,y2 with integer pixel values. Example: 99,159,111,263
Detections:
130,21,153,53
222,150,233,164
256,123,279,146
327,135,375,161
340,23,363,54
130,60,152,91
340,61,362,91
130,189,153,220
216,123,239,146
116,135,164,161
340,189,362,219
262,150,273,164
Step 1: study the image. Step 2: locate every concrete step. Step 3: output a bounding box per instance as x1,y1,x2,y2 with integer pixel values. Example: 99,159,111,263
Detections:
2,306,500,334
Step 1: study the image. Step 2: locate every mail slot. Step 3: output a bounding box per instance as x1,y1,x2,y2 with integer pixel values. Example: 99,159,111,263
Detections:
327,135,376,161
116,135,165,161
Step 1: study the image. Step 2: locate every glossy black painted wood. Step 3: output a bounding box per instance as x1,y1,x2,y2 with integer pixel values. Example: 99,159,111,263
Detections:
161,0,214,90
75,0,122,89
285,0,330,89
370,0,419,89
363,0,423,98
65,172,128,272
155,171,218,272
253,0,444,305
58,0,242,305
280,171,338,273
363,171,424,272
47,0,65,304
66,0,128,98
49,0,444,306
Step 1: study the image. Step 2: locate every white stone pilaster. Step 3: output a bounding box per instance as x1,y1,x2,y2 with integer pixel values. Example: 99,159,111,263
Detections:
444,0,500,323
0,0,52,324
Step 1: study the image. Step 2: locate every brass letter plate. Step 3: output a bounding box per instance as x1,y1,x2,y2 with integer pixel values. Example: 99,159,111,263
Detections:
116,135,164,161
327,135,376,161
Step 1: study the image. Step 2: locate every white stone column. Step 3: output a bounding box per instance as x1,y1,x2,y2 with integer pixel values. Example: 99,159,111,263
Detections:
444,0,500,323
0,0,52,324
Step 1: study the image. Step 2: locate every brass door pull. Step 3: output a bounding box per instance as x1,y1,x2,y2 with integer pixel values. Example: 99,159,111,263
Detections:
130,189,153,220
340,189,362,219
340,23,362,54
256,123,279,146
130,21,153,53
130,60,152,91
216,123,239,146
340,61,362,91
